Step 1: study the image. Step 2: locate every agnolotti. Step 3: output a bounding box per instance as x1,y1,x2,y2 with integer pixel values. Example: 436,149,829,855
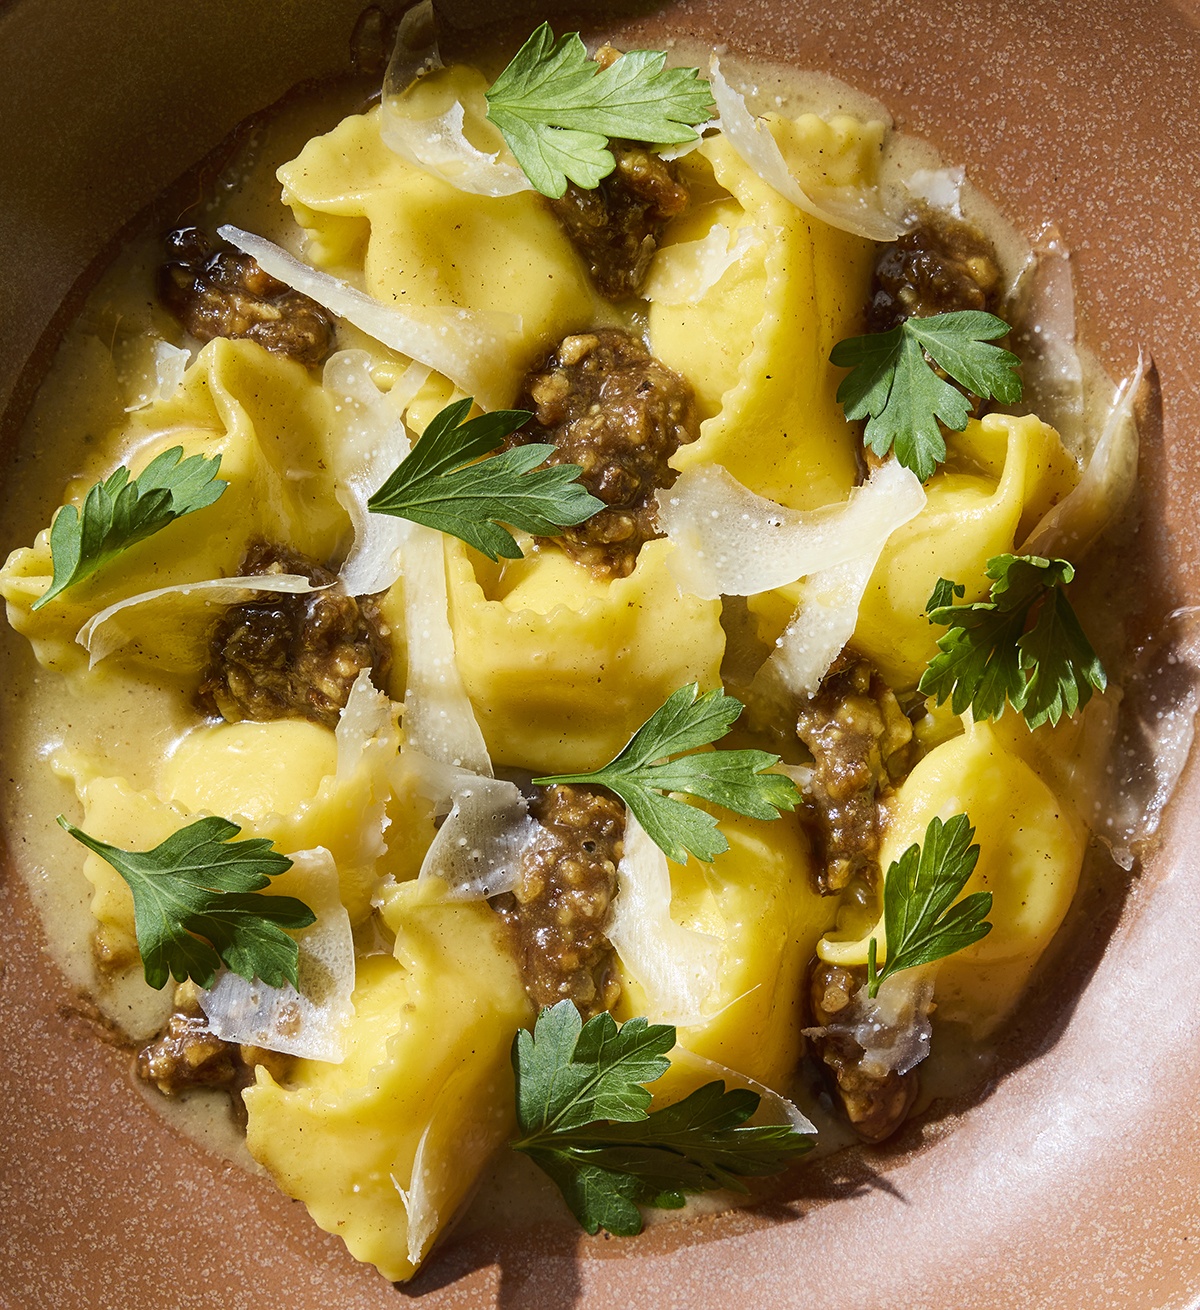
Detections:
818,720,1086,1036
0,338,346,672
443,536,725,773
614,807,837,1091
851,411,1078,688
0,22,1144,1287
277,76,601,404
741,411,1078,692
243,877,533,1284
647,114,884,511
54,704,402,959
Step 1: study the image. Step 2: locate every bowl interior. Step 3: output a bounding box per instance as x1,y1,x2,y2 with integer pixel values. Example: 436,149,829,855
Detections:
2,2,1200,1307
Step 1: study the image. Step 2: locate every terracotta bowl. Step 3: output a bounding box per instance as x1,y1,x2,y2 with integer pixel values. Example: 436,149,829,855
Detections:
3,1,1200,1306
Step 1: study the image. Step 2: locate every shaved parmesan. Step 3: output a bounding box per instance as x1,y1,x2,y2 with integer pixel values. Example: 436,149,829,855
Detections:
904,166,965,219
805,972,934,1079
77,573,321,669
218,225,521,410
751,463,926,698
399,526,492,776
324,350,430,596
392,1122,439,1270
336,669,399,784
657,457,923,600
381,96,533,198
1021,351,1145,560
198,847,355,1063
657,124,717,163
383,0,441,93
392,747,472,813
709,59,903,243
418,772,535,899
643,222,762,307
1050,606,1200,872
1007,230,1086,456
608,811,722,1027
666,1046,817,1135
380,0,530,197
123,339,191,412
759,556,877,699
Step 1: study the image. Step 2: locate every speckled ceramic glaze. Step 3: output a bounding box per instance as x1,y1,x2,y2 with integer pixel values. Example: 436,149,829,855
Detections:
2,2,1200,1306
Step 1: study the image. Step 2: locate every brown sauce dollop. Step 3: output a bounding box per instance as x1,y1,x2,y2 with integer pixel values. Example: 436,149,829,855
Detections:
197,542,391,729
511,328,699,578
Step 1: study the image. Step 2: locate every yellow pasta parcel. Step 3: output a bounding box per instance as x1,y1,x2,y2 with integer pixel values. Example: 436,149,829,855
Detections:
0,338,346,672
243,876,533,1283
819,720,1086,1036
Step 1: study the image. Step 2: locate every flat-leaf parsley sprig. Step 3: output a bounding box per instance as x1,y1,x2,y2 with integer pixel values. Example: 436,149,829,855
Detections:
830,310,1022,481
485,24,714,198
534,683,800,864
511,1000,813,1236
58,814,315,991
367,396,604,561
34,446,226,609
867,813,993,998
919,552,1107,730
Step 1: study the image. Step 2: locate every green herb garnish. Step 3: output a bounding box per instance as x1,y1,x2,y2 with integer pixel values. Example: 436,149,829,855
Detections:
34,447,226,609
367,396,603,561
534,683,799,864
919,553,1107,730
58,815,314,991
867,814,992,999
484,24,713,198
829,310,1022,481
511,1001,813,1236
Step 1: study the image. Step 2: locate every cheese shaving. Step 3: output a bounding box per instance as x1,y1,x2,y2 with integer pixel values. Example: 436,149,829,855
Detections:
336,669,398,784
708,59,903,243
904,166,965,219
398,526,492,776
77,573,321,670
1007,230,1086,457
751,462,926,698
122,340,191,413
665,1046,817,1135
392,1122,440,1271
657,457,923,600
1021,351,1145,561
643,222,762,307
380,0,529,197
657,123,717,163
198,847,355,1063
417,771,536,899
218,225,521,411
324,350,430,597
804,972,934,1080
381,97,533,198
608,810,723,1027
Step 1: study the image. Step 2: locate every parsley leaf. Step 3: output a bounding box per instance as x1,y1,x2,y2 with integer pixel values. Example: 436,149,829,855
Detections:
511,1001,813,1235
58,814,315,991
925,576,965,611
485,24,713,198
919,553,1107,730
533,683,800,863
867,814,993,999
367,396,604,561
830,311,1023,481
34,446,226,609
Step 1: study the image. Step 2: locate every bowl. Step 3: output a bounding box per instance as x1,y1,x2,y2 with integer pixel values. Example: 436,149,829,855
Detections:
2,1,1200,1306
